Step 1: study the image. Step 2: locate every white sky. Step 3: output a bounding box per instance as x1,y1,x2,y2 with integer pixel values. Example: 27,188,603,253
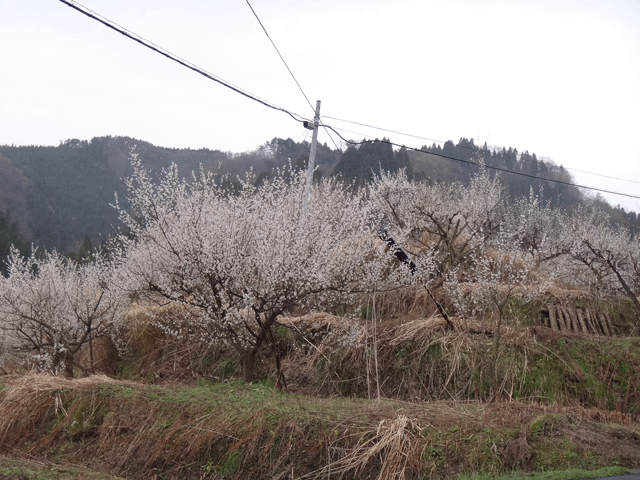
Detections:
1,0,639,211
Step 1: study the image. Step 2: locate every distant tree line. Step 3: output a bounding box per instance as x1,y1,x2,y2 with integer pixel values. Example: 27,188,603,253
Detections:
0,134,637,264
0,136,230,255
415,138,582,208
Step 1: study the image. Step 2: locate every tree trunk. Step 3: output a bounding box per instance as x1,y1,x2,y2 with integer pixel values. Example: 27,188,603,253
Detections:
598,312,612,337
584,309,596,334
564,307,578,332
608,267,640,318
603,311,615,337
266,323,287,392
593,310,607,335
570,308,580,332
64,351,74,379
491,316,503,403
240,351,257,383
89,330,95,375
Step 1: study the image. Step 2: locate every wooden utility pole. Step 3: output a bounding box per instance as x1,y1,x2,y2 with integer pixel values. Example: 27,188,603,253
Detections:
303,100,321,213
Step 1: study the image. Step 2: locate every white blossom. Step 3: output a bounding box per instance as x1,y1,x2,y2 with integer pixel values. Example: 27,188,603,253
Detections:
0,247,123,377
370,168,505,281
113,158,413,381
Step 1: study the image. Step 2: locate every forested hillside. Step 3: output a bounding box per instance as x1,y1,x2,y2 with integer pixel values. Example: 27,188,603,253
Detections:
0,135,637,260
0,137,229,254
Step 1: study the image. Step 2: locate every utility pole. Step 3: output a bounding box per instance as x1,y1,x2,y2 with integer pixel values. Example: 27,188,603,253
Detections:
303,100,321,215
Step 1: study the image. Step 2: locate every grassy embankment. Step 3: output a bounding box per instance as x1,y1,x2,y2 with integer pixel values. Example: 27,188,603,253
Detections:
0,373,639,479
0,291,639,479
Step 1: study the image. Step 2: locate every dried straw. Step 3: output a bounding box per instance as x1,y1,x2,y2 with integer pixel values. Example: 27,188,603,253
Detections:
302,413,422,480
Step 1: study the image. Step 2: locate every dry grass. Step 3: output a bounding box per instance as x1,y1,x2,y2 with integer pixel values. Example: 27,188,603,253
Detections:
0,454,129,479
115,301,236,383
280,311,540,401
0,374,639,479
276,307,640,416
2,286,637,478
300,414,423,480
1,248,639,478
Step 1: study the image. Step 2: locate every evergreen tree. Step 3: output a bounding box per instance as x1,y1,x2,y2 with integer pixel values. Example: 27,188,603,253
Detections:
504,147,516,170
0,209,29,277
394,146,413,179
333,138,397,185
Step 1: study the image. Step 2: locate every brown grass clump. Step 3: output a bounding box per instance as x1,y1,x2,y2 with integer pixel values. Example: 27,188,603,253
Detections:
280,312,540,401
383,316,451,346
77,335,119,376
277,309,640,413
115,301,236,383
0,374,138,451
301,414,424,480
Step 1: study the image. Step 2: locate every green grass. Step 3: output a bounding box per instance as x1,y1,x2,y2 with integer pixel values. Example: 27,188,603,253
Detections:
0,454,128,479
458,465,631,480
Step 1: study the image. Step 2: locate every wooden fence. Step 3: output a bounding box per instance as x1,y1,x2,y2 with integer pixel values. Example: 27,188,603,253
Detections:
541,305,615,336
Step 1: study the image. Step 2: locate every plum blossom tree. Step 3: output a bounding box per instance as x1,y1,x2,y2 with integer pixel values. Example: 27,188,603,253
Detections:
0,248,122,378
506,187,572,269
370,168,551,398
565,206,640,315
369,168,506,284
443,249,547,397
114,158,418,382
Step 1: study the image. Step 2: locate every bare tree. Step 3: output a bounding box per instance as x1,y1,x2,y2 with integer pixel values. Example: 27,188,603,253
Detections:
0,248,122,378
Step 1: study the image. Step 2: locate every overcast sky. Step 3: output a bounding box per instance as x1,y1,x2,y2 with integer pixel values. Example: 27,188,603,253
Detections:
1,0,639,211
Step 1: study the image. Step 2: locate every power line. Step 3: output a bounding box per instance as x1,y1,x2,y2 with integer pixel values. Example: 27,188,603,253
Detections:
324,115,640,186
320,123,393,173
559,166,640,185
244,0,315,114
322,126,345,158
321,123,640,201
287,129,311,163
323,115,443,146
55,0,640,200
58,0,305,125
323,124,386,142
